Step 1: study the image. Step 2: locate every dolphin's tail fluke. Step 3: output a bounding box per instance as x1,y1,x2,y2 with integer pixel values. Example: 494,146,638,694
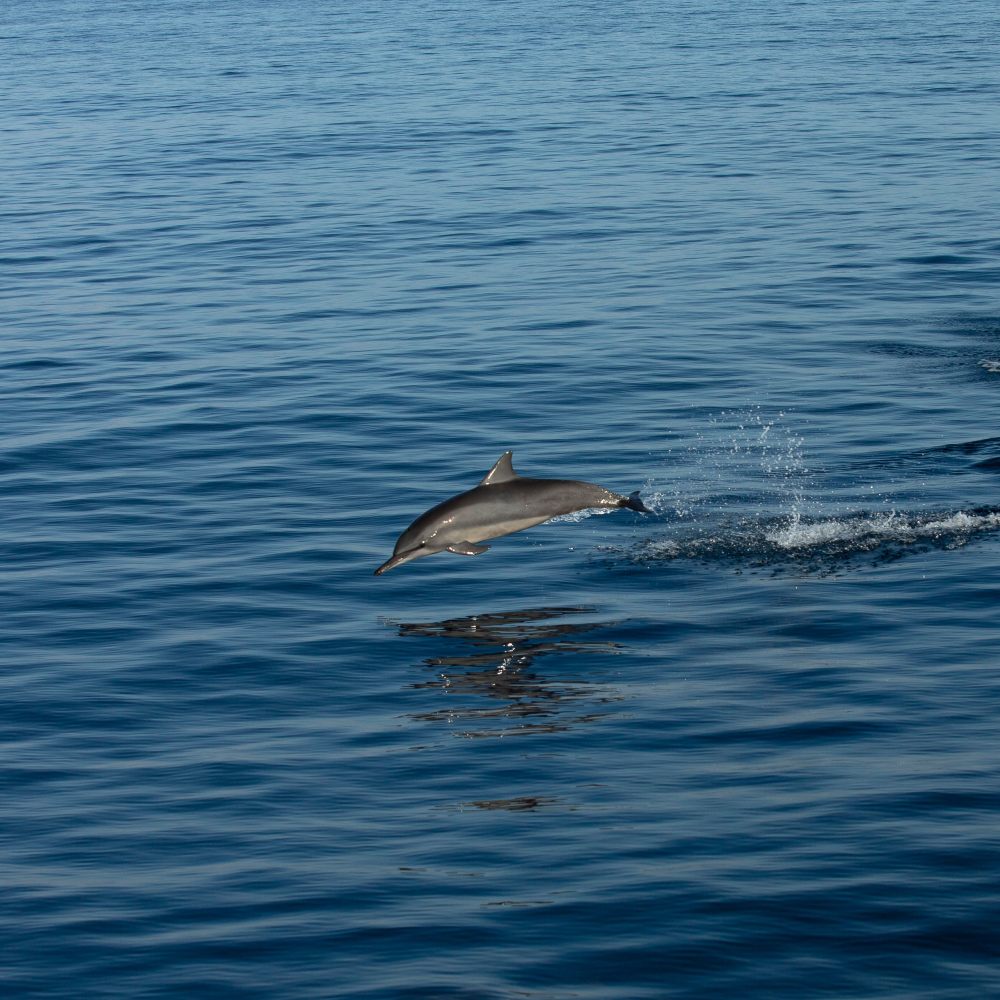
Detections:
620,490,650,513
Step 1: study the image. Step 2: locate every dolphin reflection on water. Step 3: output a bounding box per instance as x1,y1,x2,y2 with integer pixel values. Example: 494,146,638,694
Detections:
375,451,649,575
387,606,622,740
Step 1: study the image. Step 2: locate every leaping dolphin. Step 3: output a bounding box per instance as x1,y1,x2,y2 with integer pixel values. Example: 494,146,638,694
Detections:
374,451,649,575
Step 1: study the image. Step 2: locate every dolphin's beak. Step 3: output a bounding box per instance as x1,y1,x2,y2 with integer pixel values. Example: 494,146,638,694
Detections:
374,550,417,576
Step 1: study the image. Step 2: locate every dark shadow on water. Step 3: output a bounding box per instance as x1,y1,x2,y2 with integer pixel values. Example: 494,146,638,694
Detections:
385,606,624,739
465,796,558,811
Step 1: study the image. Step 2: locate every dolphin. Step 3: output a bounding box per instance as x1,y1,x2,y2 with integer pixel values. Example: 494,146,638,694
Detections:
374,451,650,575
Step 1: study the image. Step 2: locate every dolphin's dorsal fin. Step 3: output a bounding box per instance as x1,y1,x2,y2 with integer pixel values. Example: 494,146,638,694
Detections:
480,450,518,485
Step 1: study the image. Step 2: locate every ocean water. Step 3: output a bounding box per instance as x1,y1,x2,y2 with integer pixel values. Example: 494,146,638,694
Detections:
3,1,1000,996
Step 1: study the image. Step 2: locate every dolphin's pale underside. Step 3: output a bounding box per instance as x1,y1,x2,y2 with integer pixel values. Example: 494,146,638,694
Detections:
374,451,649,575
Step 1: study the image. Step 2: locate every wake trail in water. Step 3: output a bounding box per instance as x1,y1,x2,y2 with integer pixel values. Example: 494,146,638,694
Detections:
627,506,1000,575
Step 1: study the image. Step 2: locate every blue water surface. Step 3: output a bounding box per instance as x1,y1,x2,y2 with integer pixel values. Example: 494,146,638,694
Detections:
3,1,1000,997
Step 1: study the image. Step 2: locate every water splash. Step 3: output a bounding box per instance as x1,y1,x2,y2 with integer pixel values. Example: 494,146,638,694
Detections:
643,407,815,521
630,506,1000,575
765,508,1000,549
577,409,1000,574
548,506,616,524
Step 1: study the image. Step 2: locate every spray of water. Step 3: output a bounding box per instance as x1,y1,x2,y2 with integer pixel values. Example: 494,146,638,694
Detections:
624,408,1000,574
643,407,814,522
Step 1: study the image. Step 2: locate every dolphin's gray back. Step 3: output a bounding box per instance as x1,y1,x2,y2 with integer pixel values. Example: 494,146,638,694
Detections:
484,477,621,516
454,477,620,526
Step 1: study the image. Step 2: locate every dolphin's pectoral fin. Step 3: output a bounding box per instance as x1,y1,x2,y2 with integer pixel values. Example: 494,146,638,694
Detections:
447,541,490,556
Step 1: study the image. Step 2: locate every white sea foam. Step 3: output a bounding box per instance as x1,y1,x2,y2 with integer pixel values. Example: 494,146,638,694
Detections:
980,359,1000,373
549,506,616,524
634,506,1000,573
766,509,1000,550
765,511,901,549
